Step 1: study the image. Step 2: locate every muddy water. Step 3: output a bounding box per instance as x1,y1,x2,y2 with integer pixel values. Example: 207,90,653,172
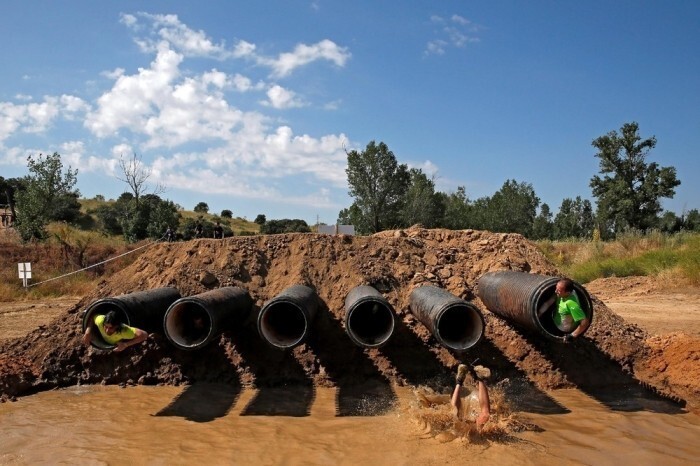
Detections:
1,385,698,465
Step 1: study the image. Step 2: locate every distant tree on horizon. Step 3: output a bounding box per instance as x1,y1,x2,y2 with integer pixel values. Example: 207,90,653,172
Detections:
590,122,680,235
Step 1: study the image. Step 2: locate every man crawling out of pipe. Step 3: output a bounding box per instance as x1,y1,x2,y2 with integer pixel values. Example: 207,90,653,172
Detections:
538,278,591,342
82,310,148,352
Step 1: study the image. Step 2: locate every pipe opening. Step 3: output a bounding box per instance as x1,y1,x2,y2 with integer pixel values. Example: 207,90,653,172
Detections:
164,301,213,350
83,302,130,350
535,284,592,338
259,301,308,349
436,305,484,351
347,300,395,347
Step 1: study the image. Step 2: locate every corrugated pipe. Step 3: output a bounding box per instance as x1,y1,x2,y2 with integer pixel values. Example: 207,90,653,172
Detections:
163,286,253,351
82,287,181,350
477,271,593,340
409,285,485,351
258,285,318,349
344,285,396,348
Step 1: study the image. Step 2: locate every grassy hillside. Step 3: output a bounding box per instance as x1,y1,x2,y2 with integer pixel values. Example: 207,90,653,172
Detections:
537,230,700,286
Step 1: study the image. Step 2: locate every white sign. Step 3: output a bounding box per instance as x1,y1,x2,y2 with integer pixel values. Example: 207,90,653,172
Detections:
18,262,32,279
18,262,31,287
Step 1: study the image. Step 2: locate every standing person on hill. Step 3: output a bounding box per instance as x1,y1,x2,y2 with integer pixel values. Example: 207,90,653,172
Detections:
194,220,204,238
82,310,148,352
538,278,590,341
213,221,224,239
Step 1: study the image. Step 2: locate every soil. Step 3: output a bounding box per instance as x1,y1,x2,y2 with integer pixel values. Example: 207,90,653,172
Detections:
1,227,698,413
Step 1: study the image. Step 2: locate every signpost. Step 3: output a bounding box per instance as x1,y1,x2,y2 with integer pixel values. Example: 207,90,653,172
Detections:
18,262,31,288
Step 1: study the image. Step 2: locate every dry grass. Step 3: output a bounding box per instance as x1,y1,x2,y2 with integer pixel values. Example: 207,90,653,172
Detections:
538,230,700,286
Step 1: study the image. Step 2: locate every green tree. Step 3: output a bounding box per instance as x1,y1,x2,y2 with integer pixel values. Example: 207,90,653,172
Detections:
532,203,554,240
0,176,25,222
658,211,682,233
343,141,410,234
481,180,540,236
254,214,267,225
683,209,700,231
401,169,444,228
553,196,595,239
15,153,80,241
439,187,472,230
590,122,680,233
261,218,311,234
194,202,209,213
221,209,233,218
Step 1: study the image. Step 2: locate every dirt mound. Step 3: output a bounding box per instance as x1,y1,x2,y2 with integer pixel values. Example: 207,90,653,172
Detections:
0,227,696,410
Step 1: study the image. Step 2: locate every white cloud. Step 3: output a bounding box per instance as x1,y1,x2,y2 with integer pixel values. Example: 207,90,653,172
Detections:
262,85,306,109
425,14,482,56
0,95,89,142
260,39,351,78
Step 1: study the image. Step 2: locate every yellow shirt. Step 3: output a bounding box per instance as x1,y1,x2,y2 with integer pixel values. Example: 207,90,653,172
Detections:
94,314,137,345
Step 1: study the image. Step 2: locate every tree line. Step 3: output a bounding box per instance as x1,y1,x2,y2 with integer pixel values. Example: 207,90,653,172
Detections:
2,122,696,243
339,122,697,239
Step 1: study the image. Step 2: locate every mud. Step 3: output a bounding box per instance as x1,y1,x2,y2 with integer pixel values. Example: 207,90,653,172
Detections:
0,227,698,412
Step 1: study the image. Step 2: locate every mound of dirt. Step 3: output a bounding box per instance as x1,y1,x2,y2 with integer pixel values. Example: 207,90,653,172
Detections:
0,227,697,410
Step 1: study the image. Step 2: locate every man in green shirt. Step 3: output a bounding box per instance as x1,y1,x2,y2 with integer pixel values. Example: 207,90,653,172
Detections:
82,310,148,352
539,278,591,342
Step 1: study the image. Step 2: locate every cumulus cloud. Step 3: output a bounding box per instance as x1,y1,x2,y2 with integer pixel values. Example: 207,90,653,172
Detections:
4,12,352,210
0,95,89,142
262,85,306,109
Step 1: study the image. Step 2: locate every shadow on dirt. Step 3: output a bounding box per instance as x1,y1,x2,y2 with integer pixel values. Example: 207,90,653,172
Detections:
306,306,397,416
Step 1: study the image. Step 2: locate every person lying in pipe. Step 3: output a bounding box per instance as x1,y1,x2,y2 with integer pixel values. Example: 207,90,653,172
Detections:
82,310,148,352
538,278,591,342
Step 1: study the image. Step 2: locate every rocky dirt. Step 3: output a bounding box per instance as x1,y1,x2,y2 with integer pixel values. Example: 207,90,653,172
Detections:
1,227,698,412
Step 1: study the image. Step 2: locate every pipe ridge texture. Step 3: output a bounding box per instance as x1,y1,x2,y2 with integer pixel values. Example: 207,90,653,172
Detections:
344,285,395,348
409,285,484,351
164,286,252,351
258,284,318,349
477,271,593,340
82,287,181,350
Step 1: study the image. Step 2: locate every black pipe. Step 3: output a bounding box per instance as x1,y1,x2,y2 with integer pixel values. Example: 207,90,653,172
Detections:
164,287,253,350
408,285,485,351
82,287,181,350
258,285,318,349
477,271,593,340
344,285,395,348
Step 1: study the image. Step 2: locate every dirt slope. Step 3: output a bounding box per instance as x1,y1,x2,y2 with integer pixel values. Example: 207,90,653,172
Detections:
1,227,697,410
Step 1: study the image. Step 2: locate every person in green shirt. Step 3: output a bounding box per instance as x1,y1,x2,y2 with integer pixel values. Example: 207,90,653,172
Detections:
82,310,148,352
538,278,591,342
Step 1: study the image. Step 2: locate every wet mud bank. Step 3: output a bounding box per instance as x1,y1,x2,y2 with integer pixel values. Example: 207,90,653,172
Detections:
1,228,697,411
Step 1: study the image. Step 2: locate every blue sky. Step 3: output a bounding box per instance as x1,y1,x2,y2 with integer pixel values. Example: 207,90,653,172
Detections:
1,1,698,225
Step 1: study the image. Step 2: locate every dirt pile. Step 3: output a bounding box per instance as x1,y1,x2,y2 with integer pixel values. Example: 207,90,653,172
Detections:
0,227,697,410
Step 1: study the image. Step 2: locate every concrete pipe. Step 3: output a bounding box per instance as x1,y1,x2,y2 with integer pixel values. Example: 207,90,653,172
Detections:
82,287,181,350
409,285,485,351
344,285,396,348
477,271,593,340
258,285,318,350
164,286,253,351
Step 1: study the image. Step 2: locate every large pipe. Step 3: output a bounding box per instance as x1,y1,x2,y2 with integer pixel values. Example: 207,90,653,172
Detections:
344,285,395,348
477,271,593,340
163,286,253,351
408,285,485,351
82,287,181,350
258,285,318,349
